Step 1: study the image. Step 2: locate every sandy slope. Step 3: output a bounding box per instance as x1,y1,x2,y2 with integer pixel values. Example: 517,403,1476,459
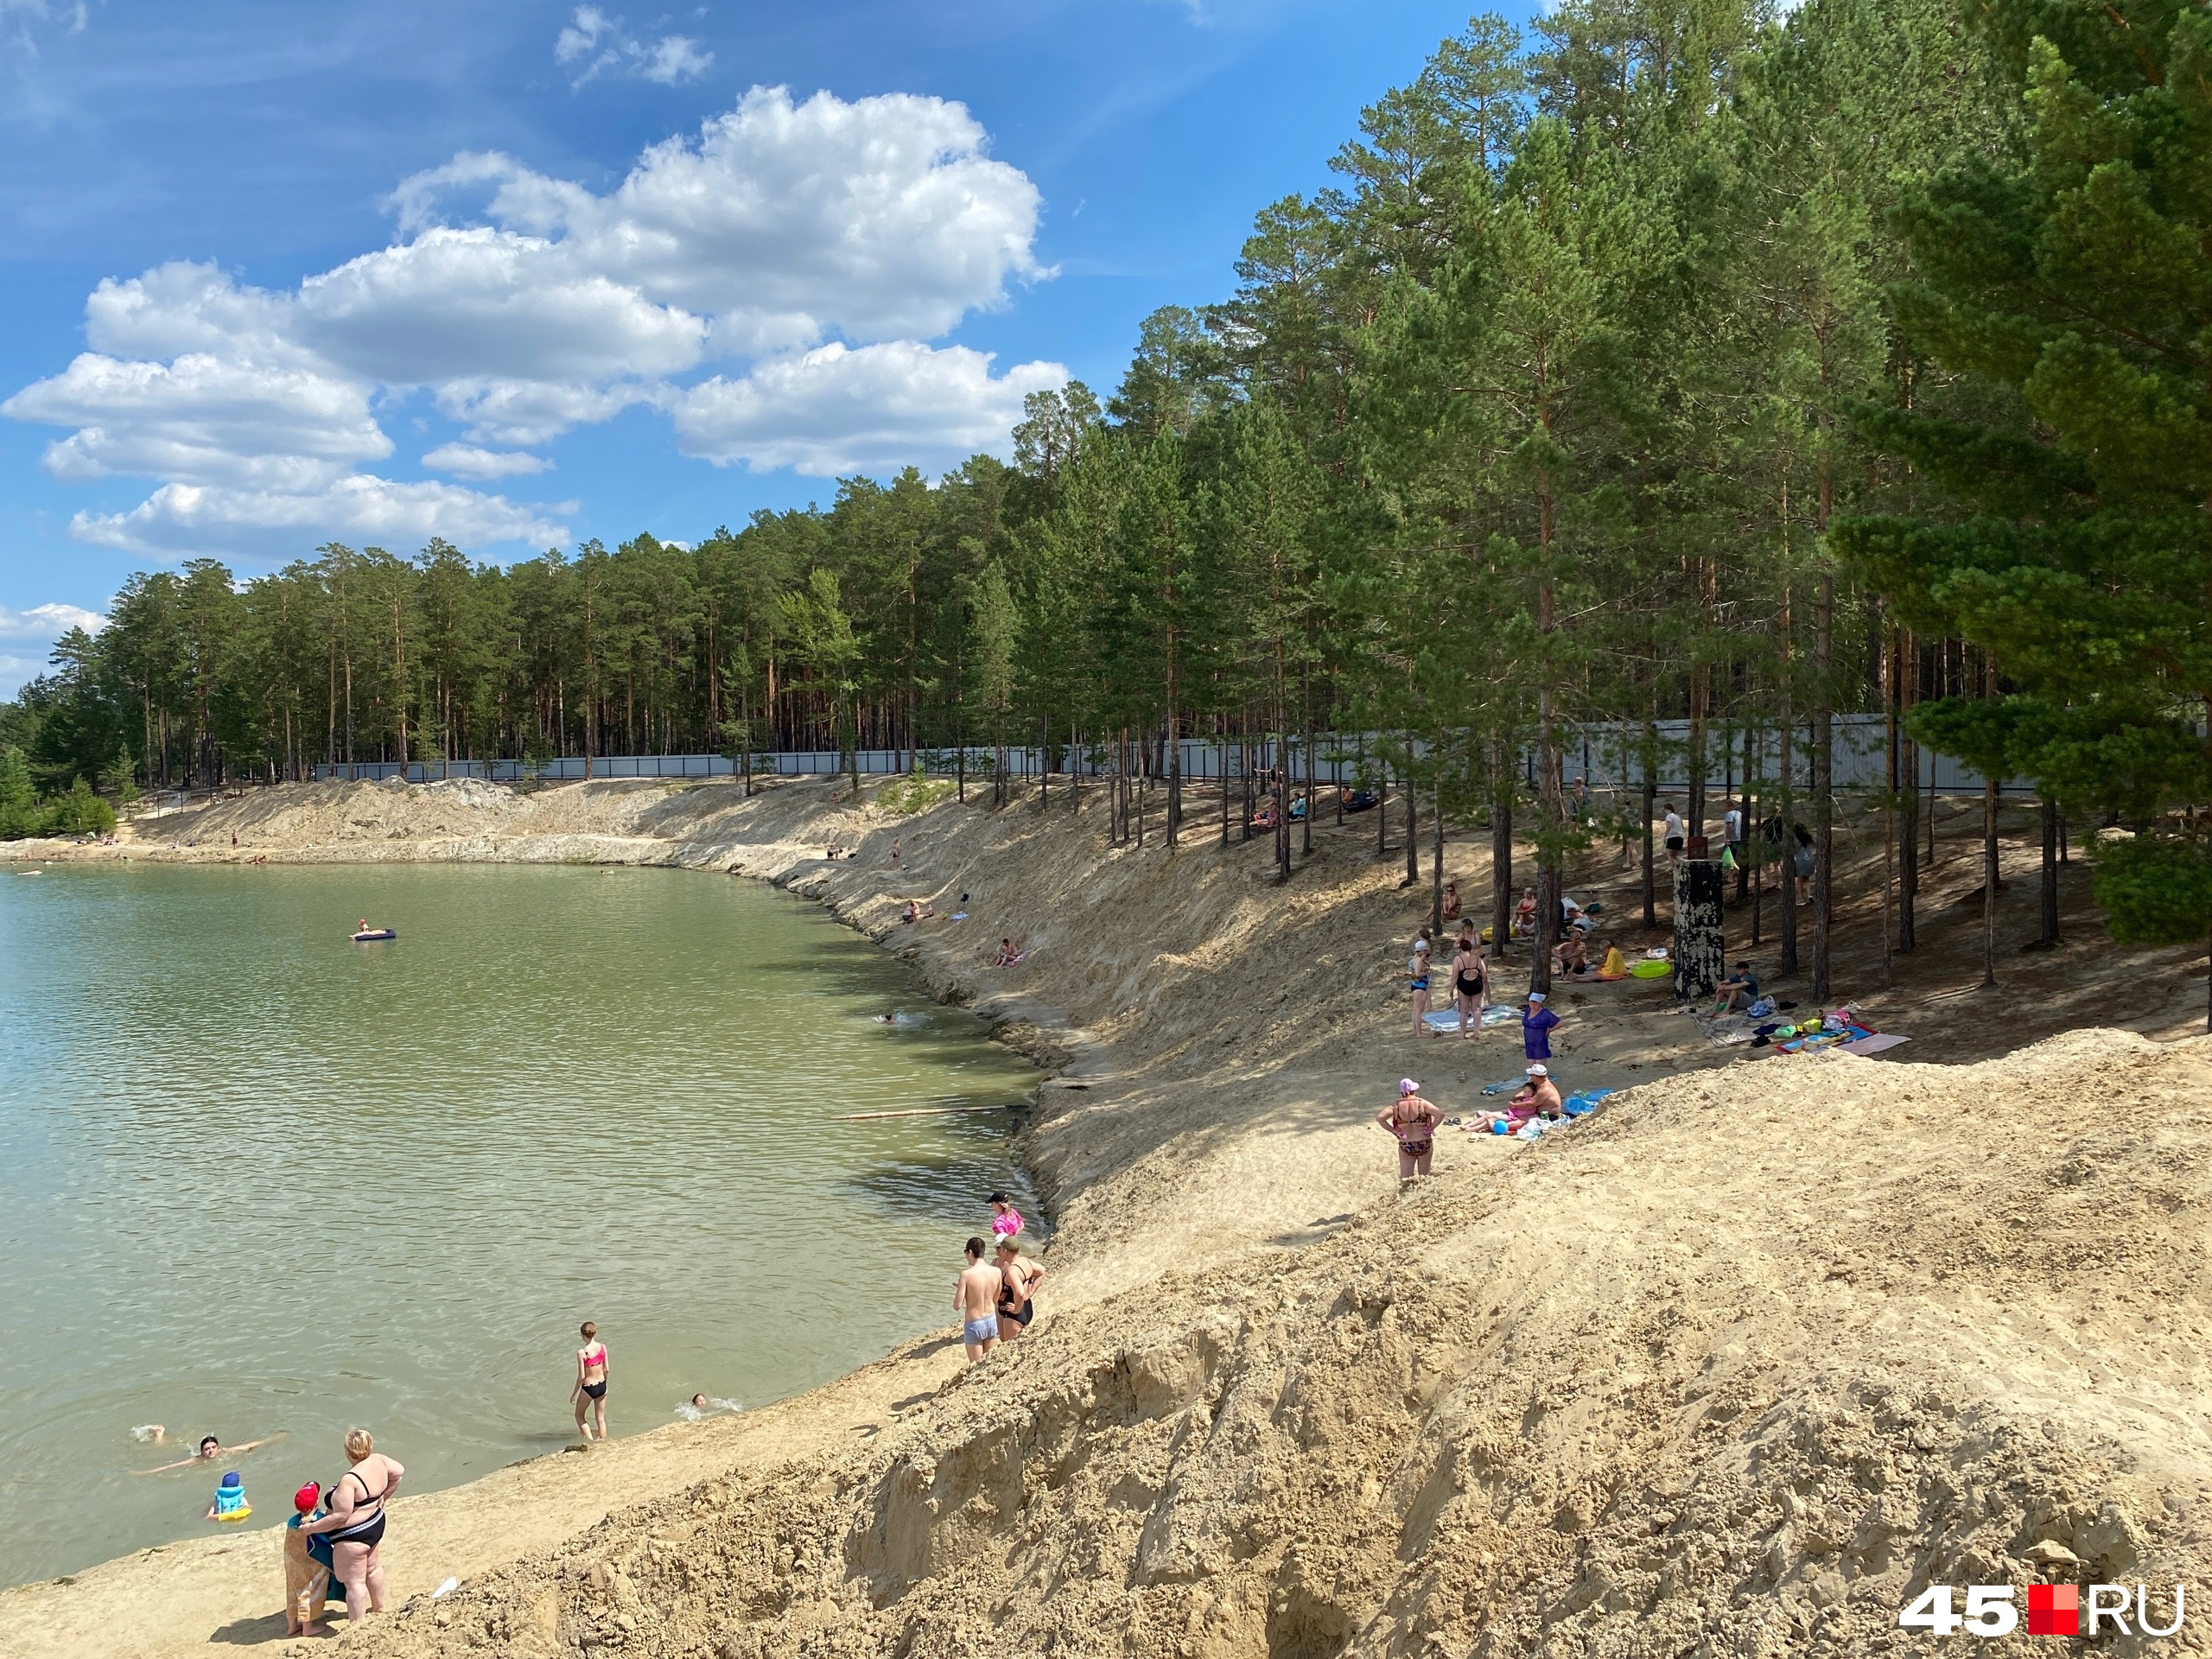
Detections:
4,777,2209,1656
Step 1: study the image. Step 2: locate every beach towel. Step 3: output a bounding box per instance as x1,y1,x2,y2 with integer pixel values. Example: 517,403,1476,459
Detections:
1841,1033,1911,1056
1421,1005,1521,1033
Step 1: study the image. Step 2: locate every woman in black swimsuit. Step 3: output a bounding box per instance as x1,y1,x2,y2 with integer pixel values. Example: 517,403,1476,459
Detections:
303,1427,404,1621
1451,938,1487,1039
993,1239,1044,1338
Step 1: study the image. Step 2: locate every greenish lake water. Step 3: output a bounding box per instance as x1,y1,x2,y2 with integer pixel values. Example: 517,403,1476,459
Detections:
0,861,1039,1587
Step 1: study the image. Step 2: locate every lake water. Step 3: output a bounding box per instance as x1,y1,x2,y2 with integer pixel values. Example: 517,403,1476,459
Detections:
0,861,1039,1587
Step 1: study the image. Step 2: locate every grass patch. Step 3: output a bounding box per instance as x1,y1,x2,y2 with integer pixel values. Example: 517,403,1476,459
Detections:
878,775,958,815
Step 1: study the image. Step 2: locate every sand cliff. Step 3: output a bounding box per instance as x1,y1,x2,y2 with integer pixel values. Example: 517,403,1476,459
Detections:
3,777,2208,1657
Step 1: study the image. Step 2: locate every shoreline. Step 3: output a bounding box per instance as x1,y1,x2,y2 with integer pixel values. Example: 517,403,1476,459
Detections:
8,775,2212,1656
3,777,1100,1651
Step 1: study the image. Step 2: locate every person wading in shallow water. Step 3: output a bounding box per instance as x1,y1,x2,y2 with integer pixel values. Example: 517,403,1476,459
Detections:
572,1321,610,1441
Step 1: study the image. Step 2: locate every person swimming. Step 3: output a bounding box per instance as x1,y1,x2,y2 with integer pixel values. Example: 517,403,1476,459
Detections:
134,1430,284,1475
676,1394,741,1421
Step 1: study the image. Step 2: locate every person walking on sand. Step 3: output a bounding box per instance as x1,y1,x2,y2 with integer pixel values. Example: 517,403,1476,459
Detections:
1522,990,1560,1063
1451,935,1487,1039
1408,933,1433,1036
301,1427,402,1624
956,1238,1001,1362
1662,800,1685,865
891,837,902,868
1378,1078,1441,1183
994,1237,1046,1339
572,1322,610,1441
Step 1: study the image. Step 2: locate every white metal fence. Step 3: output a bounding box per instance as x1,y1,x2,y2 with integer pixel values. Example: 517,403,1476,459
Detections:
314,715,2032,796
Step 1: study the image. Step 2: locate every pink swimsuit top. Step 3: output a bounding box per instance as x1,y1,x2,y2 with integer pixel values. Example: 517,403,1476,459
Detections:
582,1344,607,1371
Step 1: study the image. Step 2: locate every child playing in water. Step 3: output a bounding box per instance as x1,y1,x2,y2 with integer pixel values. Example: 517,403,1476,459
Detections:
207,1470,251,1522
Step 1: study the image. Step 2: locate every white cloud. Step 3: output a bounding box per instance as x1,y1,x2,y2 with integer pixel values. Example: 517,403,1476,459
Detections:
397,86,1048,349
554,6,711,88
423,443,554,480
296,227,708,385
0,601,105,640
4,86,1051,557
674,341,1066,475
70,477,567,560
3,349,390,489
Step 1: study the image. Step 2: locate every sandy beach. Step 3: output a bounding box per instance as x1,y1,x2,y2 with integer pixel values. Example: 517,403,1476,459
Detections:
4,775,2209,1657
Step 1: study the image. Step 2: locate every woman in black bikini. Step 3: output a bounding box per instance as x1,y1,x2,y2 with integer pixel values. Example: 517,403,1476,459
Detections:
302,1427,403,1621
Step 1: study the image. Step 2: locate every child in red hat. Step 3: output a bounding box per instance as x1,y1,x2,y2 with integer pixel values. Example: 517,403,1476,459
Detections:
283,1481,339,1637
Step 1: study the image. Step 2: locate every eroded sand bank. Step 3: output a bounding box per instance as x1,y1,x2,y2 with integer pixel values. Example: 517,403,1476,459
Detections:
5,777,2208,1657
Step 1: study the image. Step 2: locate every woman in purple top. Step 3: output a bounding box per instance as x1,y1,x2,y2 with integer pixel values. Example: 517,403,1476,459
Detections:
1522,990,1560,1060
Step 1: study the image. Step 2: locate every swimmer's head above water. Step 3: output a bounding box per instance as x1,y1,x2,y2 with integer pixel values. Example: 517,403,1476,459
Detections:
198,1434,220,1459
691,1394,708,1408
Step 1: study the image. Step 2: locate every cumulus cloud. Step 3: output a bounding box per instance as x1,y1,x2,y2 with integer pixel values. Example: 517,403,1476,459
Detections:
394,86,1048,349
554,6,711,88
674,341,1066,475
71,477,568,560
423,443,554,480
0,601,105,639
3,348,390,489
3,86,1052,557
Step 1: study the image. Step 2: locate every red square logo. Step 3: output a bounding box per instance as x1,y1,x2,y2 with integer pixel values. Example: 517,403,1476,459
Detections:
2027,1583,2080,1636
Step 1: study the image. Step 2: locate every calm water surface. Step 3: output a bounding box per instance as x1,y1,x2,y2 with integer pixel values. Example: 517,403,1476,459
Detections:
0,861,1038,1586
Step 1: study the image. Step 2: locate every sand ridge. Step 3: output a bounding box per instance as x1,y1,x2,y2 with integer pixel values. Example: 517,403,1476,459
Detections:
5,777,2209,1656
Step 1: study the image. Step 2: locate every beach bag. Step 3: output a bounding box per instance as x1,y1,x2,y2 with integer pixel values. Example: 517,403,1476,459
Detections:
1719,845,1737,869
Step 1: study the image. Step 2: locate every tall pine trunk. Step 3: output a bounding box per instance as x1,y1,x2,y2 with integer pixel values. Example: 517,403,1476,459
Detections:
1491,739,1514,963
1809,569,1834,1001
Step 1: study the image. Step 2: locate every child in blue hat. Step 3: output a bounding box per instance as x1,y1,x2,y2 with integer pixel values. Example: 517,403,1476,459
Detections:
206,1470,251,1522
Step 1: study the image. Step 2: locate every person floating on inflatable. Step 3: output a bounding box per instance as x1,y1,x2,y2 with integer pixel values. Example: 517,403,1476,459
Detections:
207,1470,251,1522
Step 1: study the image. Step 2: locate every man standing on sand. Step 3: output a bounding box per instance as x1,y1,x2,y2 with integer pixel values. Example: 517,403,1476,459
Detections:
955,1238,1000,1362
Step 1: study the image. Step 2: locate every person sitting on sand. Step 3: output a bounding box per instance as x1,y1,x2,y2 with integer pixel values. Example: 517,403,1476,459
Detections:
1378,1078,1442,1182
1597,940,1629,980
1441,881,1461,922
992,938,1024,967
1510,888,1537,938
1554,933,1590,976
1506,1063,1563,1125
135,1431,284,1474
1712,961,1760,1014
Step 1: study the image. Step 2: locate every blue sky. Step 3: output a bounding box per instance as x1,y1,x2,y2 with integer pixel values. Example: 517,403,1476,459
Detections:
0,0,1486,691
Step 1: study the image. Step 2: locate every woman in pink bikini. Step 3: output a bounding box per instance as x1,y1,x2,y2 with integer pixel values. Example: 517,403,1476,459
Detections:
572,1321,610,1442
1376,1077,1441,1182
